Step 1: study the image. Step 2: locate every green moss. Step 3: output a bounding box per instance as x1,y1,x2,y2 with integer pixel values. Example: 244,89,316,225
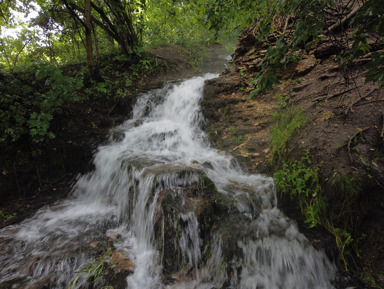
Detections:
270,107,307,163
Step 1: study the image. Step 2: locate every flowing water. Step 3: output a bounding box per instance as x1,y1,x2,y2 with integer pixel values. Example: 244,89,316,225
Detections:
0,73,337,289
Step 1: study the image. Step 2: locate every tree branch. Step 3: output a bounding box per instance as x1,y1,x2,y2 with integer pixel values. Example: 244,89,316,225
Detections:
327,6,359,33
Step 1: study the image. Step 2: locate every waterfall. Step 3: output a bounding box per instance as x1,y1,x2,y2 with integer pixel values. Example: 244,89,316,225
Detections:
0,73,337,289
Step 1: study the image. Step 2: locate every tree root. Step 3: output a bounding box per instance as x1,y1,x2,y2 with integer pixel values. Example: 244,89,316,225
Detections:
313,85,363,102
327,6,359,33
344,88,380,114
347,127,370,163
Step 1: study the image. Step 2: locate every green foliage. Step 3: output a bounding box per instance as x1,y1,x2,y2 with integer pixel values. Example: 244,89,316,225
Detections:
0,209,17,222
270,106,306,162
249,68,280,98
274,151,326,228
349,0,384,87
143,0,219,47
0,64,83,167
68,248,112,289
230,0,384,98
274,154,368,271
246,0,329,98
29,63,84,142
327,172,364,271
325,224,366,271
203,0,268,35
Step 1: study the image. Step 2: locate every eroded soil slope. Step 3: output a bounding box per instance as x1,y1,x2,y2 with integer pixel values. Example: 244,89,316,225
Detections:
203,16,384,289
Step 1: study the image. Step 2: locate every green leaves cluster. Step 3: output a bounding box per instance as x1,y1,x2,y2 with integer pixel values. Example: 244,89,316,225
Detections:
274,151,369,272
274,151,326,228
349,0,384,86
0,64,83,147
246,0,331,97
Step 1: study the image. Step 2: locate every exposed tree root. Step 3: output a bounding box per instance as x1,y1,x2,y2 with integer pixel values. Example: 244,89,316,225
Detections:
347,127,371,163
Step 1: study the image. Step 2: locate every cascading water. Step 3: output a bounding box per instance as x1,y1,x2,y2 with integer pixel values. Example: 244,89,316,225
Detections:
0,73,337,289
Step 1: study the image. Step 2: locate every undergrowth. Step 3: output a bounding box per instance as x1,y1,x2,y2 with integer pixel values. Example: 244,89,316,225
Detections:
273,147,368,274
270,91,367,273
274,151,326,228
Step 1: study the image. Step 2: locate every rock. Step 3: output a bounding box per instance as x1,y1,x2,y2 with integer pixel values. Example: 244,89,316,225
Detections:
152,168,238,275
111,251,135,274
314,42,339,59
106,232,122,241
295,55,317,76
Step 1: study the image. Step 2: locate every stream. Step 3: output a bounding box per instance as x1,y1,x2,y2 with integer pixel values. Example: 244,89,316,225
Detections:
0,73,338,289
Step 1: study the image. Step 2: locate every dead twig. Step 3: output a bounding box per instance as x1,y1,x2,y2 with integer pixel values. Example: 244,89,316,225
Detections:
13,164,21,195
108,97,121,116
35,163,43,191
313,85,363,102
354,99,384,107
344,87,379,114
327,6,359,33
347,127,370,163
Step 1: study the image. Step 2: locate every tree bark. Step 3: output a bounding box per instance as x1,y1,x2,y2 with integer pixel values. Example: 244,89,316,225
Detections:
84,0,94,72
91,22,100,76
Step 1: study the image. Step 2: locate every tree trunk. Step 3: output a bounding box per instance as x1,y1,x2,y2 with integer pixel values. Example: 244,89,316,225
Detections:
63,0,139,61
91,22,100,77
0,38,12,71
85,0,94,72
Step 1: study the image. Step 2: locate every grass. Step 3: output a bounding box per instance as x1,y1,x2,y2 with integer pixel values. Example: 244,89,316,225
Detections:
270,107,307,163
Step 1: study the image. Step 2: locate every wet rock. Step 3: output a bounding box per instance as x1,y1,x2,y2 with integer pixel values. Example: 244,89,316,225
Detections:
295,54,317,76
111,251,135,274
152,168,238,275
90,241,99,248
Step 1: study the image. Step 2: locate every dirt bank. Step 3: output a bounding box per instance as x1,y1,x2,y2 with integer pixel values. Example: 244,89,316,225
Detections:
202,19,384,288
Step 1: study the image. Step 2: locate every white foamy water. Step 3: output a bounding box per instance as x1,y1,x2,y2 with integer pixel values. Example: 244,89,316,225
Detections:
0,73,336,289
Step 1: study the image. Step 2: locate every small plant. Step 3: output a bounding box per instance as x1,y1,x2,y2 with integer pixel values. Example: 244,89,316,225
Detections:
139,58,153,72
249,68,280,99
294,78,302,85
239,68,248,78
68,249,111,289
274,151,326,228
0,210,17,222
274,93,291,108
220,106,230,121
232,135,246,145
